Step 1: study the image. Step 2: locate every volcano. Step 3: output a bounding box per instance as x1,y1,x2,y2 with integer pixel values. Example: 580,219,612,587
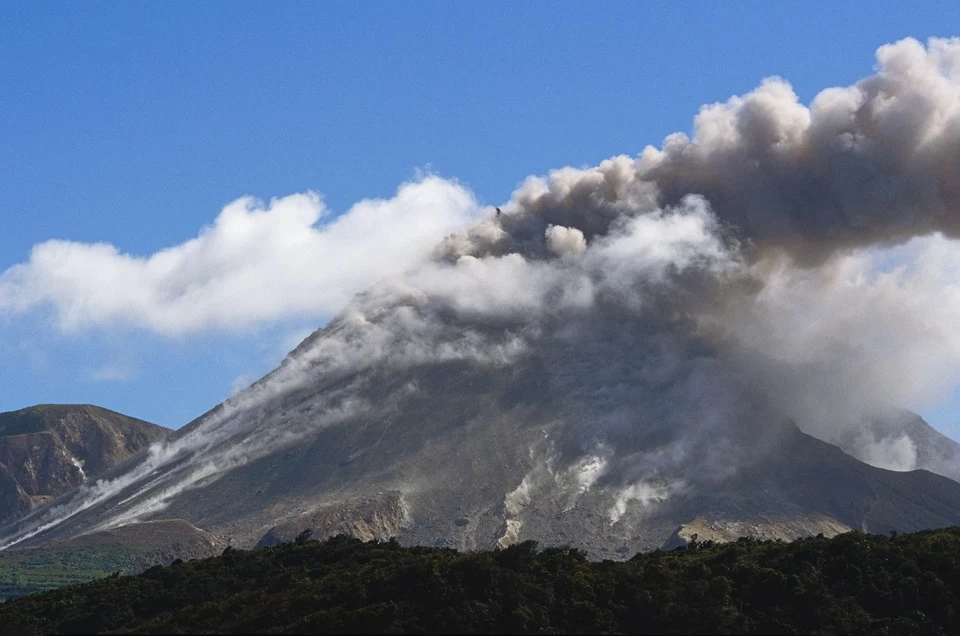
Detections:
4,307,960,560
5,35,960,561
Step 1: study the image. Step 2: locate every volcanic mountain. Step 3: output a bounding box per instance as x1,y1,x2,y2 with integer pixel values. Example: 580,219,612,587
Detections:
5,36,960,560
0,405,168,525
4,308,960,560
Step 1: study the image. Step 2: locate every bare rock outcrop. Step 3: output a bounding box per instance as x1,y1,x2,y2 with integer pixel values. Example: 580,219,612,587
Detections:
0,405,168,524
256,491,409,548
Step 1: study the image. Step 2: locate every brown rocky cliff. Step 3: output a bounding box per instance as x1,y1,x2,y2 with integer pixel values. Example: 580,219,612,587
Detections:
0,404,168,524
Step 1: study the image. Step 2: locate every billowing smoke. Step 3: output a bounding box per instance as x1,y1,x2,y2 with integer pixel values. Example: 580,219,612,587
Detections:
472,36,960,263
3,36,960,548
424,35,960,471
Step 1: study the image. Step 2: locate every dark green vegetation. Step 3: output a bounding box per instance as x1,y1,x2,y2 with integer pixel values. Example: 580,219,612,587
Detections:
0,543,153,600
4,528,960,634
0,520,223,601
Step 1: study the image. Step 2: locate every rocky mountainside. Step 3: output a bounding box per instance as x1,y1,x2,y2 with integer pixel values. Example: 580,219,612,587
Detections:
5,320,960,560
0,404,168,524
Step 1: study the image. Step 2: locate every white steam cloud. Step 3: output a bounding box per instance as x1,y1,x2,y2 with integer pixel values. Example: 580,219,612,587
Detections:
0,176,477,335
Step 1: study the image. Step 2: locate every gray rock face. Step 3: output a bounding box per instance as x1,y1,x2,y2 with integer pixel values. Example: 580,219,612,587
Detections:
255,491,409,548
0,405,169,524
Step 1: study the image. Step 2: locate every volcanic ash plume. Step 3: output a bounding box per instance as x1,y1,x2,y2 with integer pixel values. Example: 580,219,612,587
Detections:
475,36,960,263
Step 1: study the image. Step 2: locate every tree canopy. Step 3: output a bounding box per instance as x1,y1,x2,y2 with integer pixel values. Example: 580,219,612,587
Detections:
3,527,960,634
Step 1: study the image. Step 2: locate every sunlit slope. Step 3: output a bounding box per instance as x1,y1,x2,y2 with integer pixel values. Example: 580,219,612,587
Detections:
0,405,168,525
7,324,960,560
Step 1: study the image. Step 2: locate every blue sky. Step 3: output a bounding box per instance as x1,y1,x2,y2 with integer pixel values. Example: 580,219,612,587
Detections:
2,1,960,433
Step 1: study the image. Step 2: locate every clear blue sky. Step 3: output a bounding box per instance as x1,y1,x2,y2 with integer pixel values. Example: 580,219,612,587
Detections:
2,1,959,433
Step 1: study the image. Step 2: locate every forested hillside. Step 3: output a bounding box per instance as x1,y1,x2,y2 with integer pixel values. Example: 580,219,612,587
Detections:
3,528,960,634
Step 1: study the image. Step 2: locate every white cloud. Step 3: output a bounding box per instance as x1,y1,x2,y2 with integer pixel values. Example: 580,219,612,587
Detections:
0,176,479,336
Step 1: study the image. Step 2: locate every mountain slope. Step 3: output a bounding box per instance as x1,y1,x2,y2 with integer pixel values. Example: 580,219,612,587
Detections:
664,422,960,545
0,519,222,600
7,323,960,560
0,405,168,524
831,410,960,481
